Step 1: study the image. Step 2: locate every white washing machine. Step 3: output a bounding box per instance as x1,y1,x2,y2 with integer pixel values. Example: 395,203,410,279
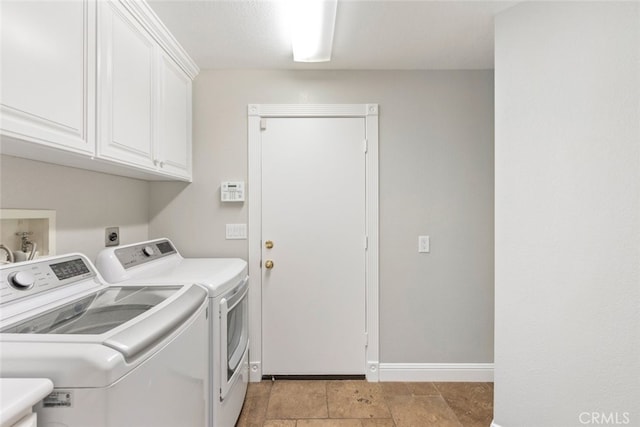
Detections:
0,253,209,427
96,239,249,427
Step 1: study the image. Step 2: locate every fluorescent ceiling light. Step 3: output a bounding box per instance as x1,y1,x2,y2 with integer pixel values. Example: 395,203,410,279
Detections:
287,0,338,62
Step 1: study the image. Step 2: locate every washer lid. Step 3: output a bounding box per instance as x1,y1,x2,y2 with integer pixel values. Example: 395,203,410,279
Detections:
1,285,181,335
103,284,206,359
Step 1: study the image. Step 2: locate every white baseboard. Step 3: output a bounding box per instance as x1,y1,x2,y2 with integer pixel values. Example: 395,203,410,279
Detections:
378,363,494,382
249,361,262,382
490,421,502,427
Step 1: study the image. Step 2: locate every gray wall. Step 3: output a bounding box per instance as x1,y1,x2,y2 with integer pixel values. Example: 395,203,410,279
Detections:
494,2,639,426
150,70,495,363
0,155,149,260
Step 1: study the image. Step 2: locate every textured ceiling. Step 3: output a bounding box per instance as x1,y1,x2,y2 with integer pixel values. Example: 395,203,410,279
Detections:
146,0,518,70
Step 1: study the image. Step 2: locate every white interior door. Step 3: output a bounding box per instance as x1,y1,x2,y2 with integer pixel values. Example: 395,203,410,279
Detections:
261,117,366,375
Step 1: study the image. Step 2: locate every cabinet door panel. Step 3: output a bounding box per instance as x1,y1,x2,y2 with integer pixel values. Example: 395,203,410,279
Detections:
157,54,192,179
98,1,155,169
0,0,94,153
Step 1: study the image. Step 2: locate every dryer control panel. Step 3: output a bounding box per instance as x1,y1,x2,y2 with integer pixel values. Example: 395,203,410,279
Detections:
0,255,96,304
115,239,177,269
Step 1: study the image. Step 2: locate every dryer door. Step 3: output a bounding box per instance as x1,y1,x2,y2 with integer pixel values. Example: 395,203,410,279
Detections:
220,277,249,400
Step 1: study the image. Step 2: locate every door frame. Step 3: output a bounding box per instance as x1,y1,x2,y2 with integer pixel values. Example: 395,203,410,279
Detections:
247,104,379,382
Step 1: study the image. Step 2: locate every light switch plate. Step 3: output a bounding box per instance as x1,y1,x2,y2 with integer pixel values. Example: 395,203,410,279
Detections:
226,224,247,240
418,235,430,253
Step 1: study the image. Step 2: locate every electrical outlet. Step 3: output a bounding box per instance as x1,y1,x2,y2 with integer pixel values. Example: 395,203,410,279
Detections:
105,227,120,247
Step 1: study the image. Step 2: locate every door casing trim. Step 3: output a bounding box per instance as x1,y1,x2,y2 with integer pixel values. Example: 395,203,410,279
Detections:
247,104,380,381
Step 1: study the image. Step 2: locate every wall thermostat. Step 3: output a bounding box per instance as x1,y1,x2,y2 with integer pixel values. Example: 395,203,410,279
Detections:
221,181,245,202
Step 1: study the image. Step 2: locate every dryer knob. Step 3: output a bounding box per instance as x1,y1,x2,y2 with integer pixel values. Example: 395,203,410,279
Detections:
8,271,35,290
142,246,155,257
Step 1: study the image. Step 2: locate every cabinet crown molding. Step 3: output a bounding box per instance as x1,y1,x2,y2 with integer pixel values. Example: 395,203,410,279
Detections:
120,0,200,79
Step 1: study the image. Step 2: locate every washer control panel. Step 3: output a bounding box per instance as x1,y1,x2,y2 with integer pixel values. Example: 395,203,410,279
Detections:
0,255,96,304
114,239,177,269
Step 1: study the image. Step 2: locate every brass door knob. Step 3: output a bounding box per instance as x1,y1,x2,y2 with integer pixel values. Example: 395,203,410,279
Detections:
264,260,274,269
265,240,274,249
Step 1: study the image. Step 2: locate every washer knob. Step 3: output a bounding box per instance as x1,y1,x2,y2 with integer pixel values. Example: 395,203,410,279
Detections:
8,271,35,290
142,246,155,257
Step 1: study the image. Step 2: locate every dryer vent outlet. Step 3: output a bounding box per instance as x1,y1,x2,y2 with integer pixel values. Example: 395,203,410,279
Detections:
105,227,120,247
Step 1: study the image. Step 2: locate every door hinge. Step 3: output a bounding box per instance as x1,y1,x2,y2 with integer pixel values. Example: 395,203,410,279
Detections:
363,139,368,153
364,235,369,250
364,332,369,347
260,118,267,130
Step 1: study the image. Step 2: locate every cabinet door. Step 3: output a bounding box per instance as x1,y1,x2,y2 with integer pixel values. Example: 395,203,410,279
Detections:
97,0,155,169
0,0,95,153
156,53,192,180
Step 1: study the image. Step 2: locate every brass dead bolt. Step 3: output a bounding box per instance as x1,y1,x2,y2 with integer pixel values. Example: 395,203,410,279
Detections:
265,240,274,249
264,260,274,269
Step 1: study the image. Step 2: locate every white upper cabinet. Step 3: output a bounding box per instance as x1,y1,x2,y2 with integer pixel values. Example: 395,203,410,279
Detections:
97,1,193,179
156,52,192,179
0,0,95,154
0,0,199,182
97,0,156,170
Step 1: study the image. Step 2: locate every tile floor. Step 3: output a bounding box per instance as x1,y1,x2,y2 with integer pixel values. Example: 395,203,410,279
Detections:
235,380,493,427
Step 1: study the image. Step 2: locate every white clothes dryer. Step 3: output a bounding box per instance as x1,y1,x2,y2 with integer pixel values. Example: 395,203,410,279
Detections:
0,254,209,427
96,238,249,427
